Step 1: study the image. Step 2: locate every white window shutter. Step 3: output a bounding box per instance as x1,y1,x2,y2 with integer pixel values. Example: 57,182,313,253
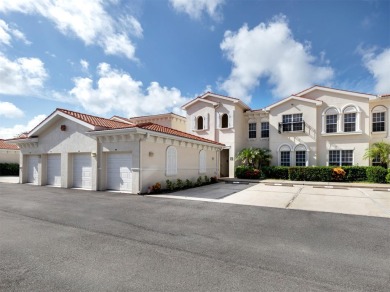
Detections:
192,116,196,131
204,114,209,130
228,112,233,128
216,113,221,129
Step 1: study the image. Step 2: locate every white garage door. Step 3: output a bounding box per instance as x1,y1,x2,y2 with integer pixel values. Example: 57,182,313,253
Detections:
73,154,92,189
27,155,39,184
107,153,132,192
47,154,61,187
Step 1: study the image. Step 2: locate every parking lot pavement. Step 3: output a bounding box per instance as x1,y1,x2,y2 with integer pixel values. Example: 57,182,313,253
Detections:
221,184,390,218
1,183,390,291
150,181,256,200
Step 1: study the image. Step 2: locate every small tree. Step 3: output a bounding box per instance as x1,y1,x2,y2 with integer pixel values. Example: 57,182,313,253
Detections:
363,142,390,168
236,147,272,169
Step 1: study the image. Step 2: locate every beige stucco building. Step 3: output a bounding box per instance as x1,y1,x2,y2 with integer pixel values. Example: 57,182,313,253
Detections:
0,139,20,164
8,86,390,193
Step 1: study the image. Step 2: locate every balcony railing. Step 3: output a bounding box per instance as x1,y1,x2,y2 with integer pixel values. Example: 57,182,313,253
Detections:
278,121,305,133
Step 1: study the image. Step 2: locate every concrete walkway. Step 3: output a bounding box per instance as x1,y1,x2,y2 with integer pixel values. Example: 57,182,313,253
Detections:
0,176,19,184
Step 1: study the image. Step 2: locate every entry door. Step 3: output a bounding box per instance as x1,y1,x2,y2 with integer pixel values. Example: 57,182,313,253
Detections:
27,156,39,184
47,154,61,186
107,153,132,192
73,154,92,189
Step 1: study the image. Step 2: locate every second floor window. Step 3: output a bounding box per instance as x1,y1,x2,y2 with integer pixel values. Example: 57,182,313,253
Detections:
261,122,269,138
372,112,385,132
282,114,303,132
249,123,256,138
197,116,204,130
344,113,356,132
221,114,229,128
326,114,337,133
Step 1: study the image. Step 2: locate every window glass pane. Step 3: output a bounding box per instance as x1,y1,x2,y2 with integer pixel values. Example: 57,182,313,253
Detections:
280,151,290,166
372,155,382,166
261,122,269,138
372,112,385,132
341,150,353,166
197,116,203,130
344,113,356,132
329,150,340,166
282,114,303,132
249,123,256,138
221,114,228,128
326,114,337,133
295,151,306,166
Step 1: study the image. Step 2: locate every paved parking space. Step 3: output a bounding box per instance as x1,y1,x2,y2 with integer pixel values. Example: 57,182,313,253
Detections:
0,176,19,184
153,182,390,219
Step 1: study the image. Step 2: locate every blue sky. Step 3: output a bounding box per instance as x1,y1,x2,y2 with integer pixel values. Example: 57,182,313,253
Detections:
0,0,389,138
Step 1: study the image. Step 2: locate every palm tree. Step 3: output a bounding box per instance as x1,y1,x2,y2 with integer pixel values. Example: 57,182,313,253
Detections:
236,148,272,168
363,141,390,168
255,148,272,169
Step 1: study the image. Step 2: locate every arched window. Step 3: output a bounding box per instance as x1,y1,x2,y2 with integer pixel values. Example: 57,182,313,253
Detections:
197,116,204,130
372,105,386,132
166,146,177,176
295,144,308,166
199,150,206,173
221,114,228,128
278,144,291,166
325,107,339,133
343,105,359,132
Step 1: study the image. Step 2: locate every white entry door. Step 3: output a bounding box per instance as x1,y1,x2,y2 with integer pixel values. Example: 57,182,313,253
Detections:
27,155,39,184
47,154,61,186
73,154,92,189
107,153,132,192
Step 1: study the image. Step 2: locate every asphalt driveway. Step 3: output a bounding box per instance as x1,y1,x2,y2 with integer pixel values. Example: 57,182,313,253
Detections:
1,183,390,291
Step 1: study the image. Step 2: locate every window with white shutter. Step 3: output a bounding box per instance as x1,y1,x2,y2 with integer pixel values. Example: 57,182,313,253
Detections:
166,146,177,176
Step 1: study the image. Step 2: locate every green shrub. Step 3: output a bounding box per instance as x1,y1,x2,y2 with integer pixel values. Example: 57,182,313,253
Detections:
0,163,19,176
185,179,193,188
176,179,184,190
304,167,333,182
165,179,175,191
235,165,251,178
386,169,390,184
196,176,203,186
262,166,289,179
366,166,387,183
288,167,305,181
203,176,210,184
342,166,368,182
210,176,218,183
235,165,262,179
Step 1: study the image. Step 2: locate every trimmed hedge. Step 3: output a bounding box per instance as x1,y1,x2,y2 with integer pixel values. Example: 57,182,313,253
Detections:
235,165,262,179
366,166,387,183
240,165,386,183
0,163,19,176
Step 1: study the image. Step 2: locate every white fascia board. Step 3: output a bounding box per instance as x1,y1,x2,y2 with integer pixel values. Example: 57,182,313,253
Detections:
29,111,95,137
297,86,374,99
181,98,219,110
136,128,225,149
86,127,137,136
201,93,251,110
265,96,321,111
7,137,38,144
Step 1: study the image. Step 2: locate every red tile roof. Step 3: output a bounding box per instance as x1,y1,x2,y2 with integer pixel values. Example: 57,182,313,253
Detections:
135,123,224,146
0,139,19,150
57,109,132,129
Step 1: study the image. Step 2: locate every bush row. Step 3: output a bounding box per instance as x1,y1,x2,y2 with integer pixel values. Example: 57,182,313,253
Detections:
148,176,218,194
0,163,19,176
235,165,390,183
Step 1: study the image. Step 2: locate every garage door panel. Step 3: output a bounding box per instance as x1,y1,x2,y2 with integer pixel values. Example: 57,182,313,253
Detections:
27,156,39,184
47,154,61,186
107,153,132,192
73,154,92,189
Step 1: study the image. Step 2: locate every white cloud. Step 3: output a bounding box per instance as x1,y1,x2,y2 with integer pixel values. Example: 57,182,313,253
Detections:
0,114,46,139
0,19,30,46
219,15,334,102
0,54,48,95
361,47,390,94
69,63,190,117
80,59,89,72
0,101,24,118
170,0,225,20
0,0,142,60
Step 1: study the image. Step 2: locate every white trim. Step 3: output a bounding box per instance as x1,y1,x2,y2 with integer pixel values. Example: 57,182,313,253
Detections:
265,95,321,111
296,86,374,99
181,97,219,109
